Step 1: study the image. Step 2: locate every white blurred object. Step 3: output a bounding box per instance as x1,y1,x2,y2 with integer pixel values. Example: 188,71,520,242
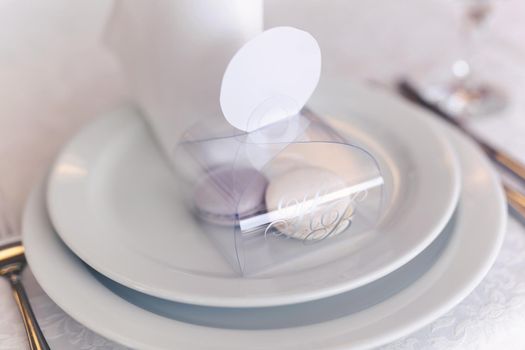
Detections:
104,0,263,159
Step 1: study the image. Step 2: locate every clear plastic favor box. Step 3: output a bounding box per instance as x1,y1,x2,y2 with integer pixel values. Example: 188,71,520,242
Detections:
174,108,385,276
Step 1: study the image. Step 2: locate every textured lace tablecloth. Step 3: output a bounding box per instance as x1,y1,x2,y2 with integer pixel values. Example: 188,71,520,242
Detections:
1,0,525,349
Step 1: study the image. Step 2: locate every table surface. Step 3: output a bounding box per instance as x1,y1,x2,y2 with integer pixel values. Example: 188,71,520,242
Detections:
1,0,525,349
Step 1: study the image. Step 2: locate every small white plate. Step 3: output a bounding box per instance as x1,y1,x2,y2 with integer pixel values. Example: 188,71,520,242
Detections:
45,80,461,307
23,95,506,349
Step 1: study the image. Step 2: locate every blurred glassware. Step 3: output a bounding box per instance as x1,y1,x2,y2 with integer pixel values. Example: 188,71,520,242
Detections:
422,0,507,117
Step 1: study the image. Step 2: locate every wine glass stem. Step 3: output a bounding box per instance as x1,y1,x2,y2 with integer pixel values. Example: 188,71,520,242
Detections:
453,1,491,83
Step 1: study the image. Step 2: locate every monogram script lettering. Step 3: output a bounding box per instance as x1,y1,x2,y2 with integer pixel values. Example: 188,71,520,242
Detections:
263,186,368,242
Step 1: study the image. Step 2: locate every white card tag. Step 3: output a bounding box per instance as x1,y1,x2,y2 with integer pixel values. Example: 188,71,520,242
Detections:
220,26,321,132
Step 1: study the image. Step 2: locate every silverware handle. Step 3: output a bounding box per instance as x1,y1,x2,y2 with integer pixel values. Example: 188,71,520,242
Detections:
505,184,525,219
460,130,525,185
9,273,51,350
398,80,525,185
485,145,525,184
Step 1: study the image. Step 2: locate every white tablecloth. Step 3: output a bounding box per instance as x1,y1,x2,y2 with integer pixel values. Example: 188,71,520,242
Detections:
1,1,525,349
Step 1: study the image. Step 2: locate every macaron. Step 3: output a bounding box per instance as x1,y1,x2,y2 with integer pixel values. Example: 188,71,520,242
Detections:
265,167,353,241
193,165,268,226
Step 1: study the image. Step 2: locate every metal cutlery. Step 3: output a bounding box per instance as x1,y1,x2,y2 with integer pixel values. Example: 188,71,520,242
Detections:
0,190,50,350
397,80,525,183
397,79,525,221
504,184,525,219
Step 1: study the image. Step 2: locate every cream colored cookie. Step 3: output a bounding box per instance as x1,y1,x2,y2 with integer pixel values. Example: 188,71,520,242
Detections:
265,167,354,241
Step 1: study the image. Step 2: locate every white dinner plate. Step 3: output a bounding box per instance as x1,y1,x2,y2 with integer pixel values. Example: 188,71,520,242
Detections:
23,86,506,349
44,79,460,307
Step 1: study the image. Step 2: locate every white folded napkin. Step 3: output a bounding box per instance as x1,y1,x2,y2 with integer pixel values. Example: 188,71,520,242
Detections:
104,0,263,160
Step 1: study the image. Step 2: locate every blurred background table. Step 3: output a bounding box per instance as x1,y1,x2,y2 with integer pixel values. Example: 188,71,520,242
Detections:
0,0,524,349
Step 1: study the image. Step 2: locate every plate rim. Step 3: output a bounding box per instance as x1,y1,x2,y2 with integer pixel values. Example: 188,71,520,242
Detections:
23,111,506,349
43,81,462,308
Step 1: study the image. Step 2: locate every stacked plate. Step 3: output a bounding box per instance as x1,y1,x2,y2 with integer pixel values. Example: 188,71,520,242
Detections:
22,79,507,349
